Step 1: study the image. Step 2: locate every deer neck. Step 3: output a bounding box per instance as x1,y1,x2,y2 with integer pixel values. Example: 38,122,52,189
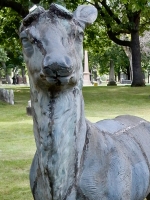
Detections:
30,83,87,198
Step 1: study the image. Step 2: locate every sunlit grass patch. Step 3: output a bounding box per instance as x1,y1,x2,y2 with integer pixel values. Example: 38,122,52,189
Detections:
83,86,150,122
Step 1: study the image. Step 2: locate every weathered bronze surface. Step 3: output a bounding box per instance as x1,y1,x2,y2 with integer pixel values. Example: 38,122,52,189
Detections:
20,4,150,200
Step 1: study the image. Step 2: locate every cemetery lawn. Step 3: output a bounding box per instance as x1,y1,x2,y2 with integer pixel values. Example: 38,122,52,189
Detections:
0,85,150,199
0,86,34,200
83,85,150,122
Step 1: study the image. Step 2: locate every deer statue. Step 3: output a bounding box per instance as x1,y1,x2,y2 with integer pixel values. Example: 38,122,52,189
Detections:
19,3,150,200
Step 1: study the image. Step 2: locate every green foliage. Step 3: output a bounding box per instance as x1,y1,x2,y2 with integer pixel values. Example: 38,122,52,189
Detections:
36,0,66,9
65,0,150,85
0,8,21,42
0,7,25,77
141,52,150,70
120,0,148,12
0,47,9,63
88,42,129,77
0,0,150,83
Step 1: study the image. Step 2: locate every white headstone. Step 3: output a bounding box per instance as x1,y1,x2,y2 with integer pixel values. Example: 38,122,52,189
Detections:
107,60,117,86
83,50,92,86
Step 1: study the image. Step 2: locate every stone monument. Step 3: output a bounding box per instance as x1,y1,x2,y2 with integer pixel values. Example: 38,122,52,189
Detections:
20,3,150,200
107,59,117,86
83,50,92,85
26,100,32,116
0,88,14,104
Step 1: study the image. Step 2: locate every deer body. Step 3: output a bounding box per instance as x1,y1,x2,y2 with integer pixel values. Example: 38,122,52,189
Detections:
30,84,87,199
20,4,150,200
30,85,150,200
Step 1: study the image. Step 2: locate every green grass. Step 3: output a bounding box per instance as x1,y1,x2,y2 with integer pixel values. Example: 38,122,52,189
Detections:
0,86,35,200
83,86,150,122
0,85,150,199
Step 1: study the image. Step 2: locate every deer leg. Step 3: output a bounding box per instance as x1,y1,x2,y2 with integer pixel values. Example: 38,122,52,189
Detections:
146,193,150,200
30,151,52,200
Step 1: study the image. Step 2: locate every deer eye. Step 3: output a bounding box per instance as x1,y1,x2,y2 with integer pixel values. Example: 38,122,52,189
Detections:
21,37,32,47
20,36,34,57
70,31,76,40
78,31,84,42
21,37,29,43
21,38,28,42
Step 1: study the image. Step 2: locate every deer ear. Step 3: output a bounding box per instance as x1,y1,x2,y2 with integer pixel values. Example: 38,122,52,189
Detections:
73,5,98,29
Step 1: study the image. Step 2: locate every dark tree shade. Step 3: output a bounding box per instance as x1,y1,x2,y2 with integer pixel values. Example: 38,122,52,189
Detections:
0,0,28,17
31,0,40,3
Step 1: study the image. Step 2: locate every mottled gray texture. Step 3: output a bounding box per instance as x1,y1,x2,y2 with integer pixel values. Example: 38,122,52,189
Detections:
0,88,14,104
20,3,150,200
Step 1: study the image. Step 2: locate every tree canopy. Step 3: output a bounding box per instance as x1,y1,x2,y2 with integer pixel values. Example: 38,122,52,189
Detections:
65,0,150,86
0,0,150,86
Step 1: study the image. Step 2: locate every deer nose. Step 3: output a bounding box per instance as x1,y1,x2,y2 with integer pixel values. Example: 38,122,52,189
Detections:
42,53,73,77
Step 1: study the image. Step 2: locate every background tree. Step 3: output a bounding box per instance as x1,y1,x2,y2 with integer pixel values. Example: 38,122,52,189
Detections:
140,30,150,82
88,43,130,81
65,0,150,86
0,5,28,82
1,0,150,86
140,30,150,60
0,47,9,80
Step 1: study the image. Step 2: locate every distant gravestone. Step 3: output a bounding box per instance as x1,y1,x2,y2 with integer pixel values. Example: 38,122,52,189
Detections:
26,100,32,116
121,79,132,84
83,50,92,85
0,88,14,104
107,60,117,86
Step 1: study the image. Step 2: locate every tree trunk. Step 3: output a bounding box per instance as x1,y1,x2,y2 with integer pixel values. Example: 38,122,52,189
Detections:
21,66,26,83
0,70,2,84
123,46,133,81
117,71,120,82
131,31,145,86
126,66,130,80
